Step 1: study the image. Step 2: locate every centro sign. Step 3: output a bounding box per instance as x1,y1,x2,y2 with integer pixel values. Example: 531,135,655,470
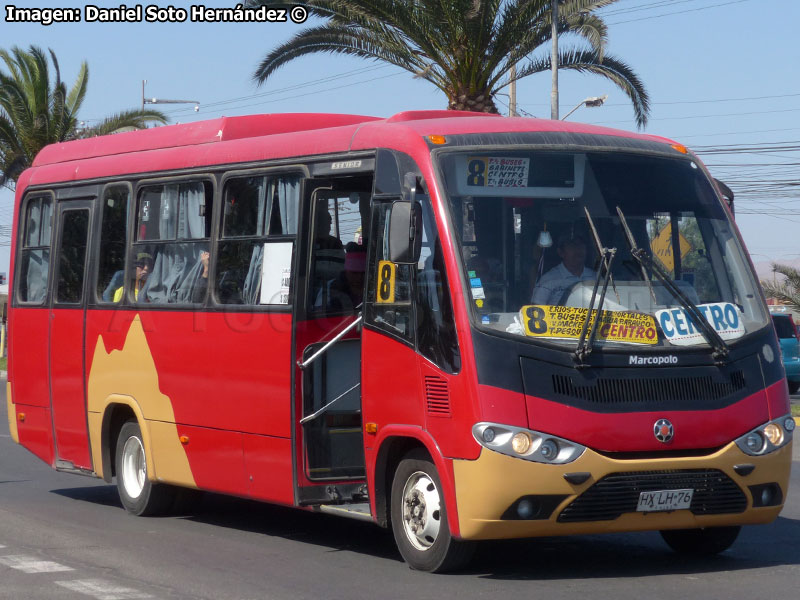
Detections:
655,302,745,346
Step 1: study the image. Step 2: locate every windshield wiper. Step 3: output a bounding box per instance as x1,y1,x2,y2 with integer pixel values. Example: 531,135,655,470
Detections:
615,206,729,364
574,208,617,366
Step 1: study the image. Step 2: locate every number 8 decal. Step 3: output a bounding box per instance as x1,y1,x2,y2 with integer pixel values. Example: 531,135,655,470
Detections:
377,260,396,304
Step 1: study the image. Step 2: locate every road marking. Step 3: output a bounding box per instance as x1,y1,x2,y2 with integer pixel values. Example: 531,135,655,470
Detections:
0,434,11,438
56,579,153,599
0,554,74,573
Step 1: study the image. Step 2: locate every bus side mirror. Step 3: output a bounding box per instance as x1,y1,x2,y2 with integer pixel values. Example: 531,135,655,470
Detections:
388,201,422,264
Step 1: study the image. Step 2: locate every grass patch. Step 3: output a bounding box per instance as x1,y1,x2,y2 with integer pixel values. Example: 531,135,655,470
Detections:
0,356,6,371
793,404,800,418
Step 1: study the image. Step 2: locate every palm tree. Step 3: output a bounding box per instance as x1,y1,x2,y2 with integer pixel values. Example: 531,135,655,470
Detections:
0,45,167,187
762,264,800,312
247,0,649,127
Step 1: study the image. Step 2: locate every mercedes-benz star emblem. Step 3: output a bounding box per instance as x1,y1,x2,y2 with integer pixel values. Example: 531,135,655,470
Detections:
654,419,674,443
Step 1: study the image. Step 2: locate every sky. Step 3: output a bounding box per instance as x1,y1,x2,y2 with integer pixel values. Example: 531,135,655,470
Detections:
2,0,799,280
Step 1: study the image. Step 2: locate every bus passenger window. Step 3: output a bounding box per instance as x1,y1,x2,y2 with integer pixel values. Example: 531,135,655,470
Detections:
216,174,300,305
130,181,213,304
56,210,90,304
307,191,369,316
97,186,130,303
18,196,53,304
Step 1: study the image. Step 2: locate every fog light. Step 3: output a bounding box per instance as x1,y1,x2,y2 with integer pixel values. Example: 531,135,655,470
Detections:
517,499,535,519
745,431,765,453
764,423,784,446
540,439,559,461
761,487,773,506
784,417,796,432
511,432,532,455
482,427,496,443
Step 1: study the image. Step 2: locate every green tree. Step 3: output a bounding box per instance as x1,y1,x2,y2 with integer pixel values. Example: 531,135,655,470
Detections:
762,264,800,312
0,45,167,187
247,0,649,126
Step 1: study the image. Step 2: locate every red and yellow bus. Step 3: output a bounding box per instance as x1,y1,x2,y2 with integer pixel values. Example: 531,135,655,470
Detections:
6,111,794,572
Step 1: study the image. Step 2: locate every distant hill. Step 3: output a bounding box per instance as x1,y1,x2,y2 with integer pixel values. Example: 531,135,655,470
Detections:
753,258,800,285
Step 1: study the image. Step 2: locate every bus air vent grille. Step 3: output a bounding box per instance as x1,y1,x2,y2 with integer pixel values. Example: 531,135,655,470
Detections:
551,371,746,406
425,376,451,417
557,469,747,523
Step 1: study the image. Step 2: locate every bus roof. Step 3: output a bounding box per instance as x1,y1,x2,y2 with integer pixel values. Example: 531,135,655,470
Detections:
32,111,676,170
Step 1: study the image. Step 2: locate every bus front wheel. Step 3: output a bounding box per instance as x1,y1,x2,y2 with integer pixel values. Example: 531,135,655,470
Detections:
390,451,475,572
660,526,741,555
115,420,174,516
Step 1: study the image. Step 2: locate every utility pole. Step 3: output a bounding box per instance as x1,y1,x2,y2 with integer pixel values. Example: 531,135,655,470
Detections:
550,1,559,120
508,64,517,117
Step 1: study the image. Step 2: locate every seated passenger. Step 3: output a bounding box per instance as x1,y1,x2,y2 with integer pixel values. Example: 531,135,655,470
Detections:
321,243,366,312
531,233,595,305
113,252,153,302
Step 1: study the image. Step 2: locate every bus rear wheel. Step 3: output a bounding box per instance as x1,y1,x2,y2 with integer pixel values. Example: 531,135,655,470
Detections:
660,526,741,555
115,420,174,516
390,451,475,572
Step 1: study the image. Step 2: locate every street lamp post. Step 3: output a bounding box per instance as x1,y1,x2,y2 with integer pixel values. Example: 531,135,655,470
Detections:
551,1,559,120
561,94,608,121
141,80,200,112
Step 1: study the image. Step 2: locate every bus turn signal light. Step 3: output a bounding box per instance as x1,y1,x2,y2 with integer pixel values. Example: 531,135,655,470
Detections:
18,412,25,422
179,435,190,445
365,423,378,434
428,135,447,145
671,143,689,154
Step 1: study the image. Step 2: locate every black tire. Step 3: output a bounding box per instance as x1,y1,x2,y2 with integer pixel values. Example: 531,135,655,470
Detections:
115,420,174,516
660,526,741,556
390,450,475,572
787,380,800,395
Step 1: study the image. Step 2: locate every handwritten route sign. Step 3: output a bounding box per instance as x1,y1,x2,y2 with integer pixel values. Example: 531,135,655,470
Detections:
519,305,658,345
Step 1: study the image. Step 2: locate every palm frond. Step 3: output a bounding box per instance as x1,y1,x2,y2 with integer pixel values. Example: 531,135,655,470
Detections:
513,48,650,128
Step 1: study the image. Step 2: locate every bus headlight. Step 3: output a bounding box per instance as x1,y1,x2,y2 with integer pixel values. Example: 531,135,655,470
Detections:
473,423,586,465
745,432,765,454
540,439,559,462
735,415,793,456
763,423,784,446
511,432,532,455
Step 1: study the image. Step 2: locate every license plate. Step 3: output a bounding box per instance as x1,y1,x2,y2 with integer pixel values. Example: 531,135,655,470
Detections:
636,489,693,512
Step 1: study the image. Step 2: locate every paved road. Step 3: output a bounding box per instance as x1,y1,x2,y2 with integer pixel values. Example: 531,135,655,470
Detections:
2,385,800,600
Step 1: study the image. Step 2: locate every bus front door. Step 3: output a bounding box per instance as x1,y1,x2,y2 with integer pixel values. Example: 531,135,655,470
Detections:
49,199,94,471
294,184,369,498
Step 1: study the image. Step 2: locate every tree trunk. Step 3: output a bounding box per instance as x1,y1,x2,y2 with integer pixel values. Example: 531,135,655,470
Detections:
447,92,499,114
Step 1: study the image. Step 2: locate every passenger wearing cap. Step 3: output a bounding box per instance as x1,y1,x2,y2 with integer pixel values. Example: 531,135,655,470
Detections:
113,251,154,302
531,233,595,305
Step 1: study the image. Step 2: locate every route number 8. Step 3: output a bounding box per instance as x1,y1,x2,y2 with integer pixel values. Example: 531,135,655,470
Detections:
377,260,396,304
523,306,548,334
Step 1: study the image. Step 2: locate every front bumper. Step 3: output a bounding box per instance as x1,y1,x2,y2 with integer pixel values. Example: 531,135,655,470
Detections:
452,440,791,540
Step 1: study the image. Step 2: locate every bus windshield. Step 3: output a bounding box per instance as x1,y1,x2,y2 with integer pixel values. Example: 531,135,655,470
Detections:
438,149,769,350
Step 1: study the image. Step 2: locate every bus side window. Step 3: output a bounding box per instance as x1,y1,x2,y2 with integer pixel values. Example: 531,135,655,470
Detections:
18,196,53,304
365,201,413,342
97,186,130,303
131,181,213,304
216,174,300,305
415,202,461,373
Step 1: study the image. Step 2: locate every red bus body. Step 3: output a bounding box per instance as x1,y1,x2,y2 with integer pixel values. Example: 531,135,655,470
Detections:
6,112,792,571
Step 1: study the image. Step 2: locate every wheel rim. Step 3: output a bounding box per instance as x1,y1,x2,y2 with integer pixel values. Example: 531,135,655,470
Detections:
121,435,147,500
401,470,442,551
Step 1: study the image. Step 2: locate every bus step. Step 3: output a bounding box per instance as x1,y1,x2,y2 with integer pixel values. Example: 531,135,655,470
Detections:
318,502,373,523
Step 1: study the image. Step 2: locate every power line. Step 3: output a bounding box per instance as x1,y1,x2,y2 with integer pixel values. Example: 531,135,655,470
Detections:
606,0,754,25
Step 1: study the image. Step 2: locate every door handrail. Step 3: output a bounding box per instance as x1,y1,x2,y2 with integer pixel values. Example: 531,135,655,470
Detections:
297,314,362,370
299,383,361,425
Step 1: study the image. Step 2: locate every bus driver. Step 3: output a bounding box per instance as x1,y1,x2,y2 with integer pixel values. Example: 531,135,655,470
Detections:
531,233,595,306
